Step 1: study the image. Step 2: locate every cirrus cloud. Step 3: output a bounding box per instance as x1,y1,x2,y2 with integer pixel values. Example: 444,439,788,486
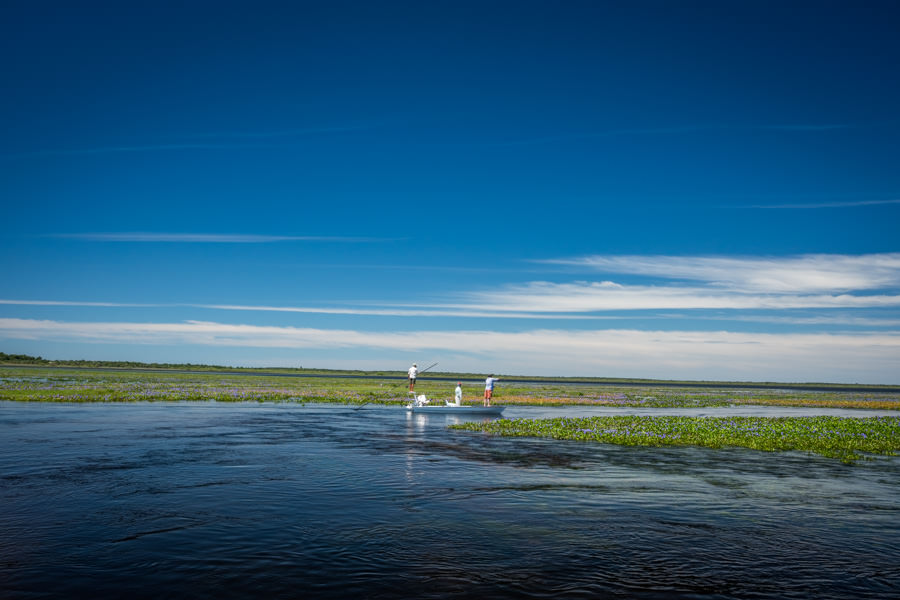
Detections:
49,233,388,243
538,253,900,294
450,281,900,313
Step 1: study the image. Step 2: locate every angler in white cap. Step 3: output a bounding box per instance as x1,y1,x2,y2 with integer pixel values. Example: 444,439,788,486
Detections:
408,363,418,391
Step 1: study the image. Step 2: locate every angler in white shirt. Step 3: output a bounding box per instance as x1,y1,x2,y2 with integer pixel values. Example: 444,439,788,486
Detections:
408,364,418,391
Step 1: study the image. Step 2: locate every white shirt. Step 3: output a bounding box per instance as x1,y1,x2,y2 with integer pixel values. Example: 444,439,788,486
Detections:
408,366,418,378
485,377,497,390
454,385,462,404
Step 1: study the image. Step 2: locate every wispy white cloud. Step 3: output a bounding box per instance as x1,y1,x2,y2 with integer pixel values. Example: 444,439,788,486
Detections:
5,254,900,321
0,298,625,319
50,233,388,243
746,199,900,209
6,298,898,327
2,318,898,383
0,299,160,307
538,253,900,294
449,281,900,312
9,294,897,318
711,314,900,327
199,304,610,319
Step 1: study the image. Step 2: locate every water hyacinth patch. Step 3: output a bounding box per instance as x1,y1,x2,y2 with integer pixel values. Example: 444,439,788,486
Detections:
467,385,900,410
0,368,406,405
449,415,900,463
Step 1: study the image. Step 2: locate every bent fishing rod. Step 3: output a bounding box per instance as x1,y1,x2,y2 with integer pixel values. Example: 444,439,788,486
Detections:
418,362,439,374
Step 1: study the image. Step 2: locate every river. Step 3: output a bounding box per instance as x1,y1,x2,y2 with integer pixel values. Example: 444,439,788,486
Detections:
1,402,898,599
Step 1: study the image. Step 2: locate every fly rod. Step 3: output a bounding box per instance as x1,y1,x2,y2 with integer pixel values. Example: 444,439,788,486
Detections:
353,362,439,410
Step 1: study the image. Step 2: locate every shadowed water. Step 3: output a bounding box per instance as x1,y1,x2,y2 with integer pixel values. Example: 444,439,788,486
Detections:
1,402,898,599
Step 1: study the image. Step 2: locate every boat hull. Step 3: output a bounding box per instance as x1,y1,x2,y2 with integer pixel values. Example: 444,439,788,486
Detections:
407,405,504,415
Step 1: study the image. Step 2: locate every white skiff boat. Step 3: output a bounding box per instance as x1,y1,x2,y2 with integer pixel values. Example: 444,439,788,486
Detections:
406,393,504,415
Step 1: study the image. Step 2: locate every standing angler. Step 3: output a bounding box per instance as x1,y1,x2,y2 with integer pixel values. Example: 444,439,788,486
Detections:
483,375,499,406
408,363,418,391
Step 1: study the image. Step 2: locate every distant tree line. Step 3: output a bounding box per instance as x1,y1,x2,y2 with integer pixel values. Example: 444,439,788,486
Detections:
0,352,222,370
0,352,372,375
0,352,45,363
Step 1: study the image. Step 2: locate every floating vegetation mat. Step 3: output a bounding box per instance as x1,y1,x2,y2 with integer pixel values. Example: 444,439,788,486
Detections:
450,415,900,463
494,389,900,410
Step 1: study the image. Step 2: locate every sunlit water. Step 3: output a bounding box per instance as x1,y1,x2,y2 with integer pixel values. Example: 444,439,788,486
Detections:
1,402,898,599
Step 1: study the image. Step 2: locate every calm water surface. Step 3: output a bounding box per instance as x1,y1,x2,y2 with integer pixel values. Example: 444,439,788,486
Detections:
1,402,898,599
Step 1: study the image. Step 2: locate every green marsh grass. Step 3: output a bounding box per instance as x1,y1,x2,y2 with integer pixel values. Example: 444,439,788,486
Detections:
2,366,899,410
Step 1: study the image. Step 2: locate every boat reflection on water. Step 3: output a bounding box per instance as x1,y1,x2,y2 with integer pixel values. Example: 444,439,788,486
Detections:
403,406,505,486
405,410,502,428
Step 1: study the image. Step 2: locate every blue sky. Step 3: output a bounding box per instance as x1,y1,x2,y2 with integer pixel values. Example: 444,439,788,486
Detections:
2,0,899,383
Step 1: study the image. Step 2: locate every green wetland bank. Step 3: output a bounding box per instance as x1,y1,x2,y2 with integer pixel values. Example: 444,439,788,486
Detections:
2,365,899,464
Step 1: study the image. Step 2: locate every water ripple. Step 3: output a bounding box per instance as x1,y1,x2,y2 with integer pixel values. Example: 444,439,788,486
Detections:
1,402,898,599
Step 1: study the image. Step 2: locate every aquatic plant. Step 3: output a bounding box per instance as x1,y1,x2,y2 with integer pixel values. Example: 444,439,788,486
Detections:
0,368,406,405
485,384,900,410
449,415,900,463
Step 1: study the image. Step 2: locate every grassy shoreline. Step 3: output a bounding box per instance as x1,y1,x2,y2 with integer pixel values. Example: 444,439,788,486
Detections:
3,356,899,392
2,365,900,410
